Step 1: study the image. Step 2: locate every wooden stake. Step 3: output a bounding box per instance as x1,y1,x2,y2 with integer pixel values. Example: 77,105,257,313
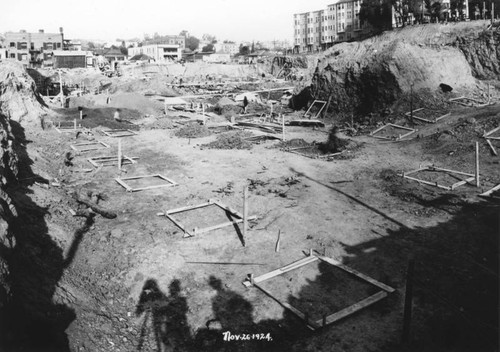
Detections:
249,273,254,285
243,186,248,246
275,230,281,252
282,115,285,141
402,258,415,344
475,141,480,187
309,248,313,256
79,110,83,120
118,139,122,171
73,119,77,130
486,139,497,156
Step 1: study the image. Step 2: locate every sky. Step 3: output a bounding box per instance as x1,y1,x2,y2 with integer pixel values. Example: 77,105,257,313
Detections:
1,0,331,44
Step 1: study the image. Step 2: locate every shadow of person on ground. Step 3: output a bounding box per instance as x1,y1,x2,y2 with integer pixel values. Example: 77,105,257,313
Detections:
136,278,191,351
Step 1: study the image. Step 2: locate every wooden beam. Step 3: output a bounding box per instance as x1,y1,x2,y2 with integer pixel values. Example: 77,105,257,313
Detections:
483,126,500,138
163,213,194,237
315,291,388,326
486,139,498,156
403,175,452,190
243,256,319,287
318,256,395,293
479,183,500,197
166,200,214,215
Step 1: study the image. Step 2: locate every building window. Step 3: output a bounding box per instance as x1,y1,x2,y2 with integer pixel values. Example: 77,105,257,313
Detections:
10,53,15,58
10,42,15,47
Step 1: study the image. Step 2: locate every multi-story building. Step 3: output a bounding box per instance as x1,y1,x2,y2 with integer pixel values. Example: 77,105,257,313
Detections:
5,28,64,65
294,1,368,53
128,44,182,61
144,35,186,50
214,42,239,56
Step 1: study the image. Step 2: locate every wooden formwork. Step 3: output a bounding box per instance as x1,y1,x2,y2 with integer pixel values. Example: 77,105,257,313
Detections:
405,108,450,124
157,199,257,238
370,123,416,141
402,165,476,190
101,129,138,137
115,174,178,192
70,141,110,153
243,254,395,331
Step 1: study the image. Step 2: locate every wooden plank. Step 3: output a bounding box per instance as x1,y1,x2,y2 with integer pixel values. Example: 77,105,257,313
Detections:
155,174,178,185
164,214,194,237
486,136,500,141
243,256,319,287
166,200,214,215
370,124,389,135
486,139,498,156
434,112,451,122
450,176,476,190
484,126,500,138
195,219,244,235
404,107,425,116
318,256,395,293
120,174,162,180
429,167,475,177
412,115,435,123
479,183,500,197
402,167,426,176
129,183,177,192
253,283,319,330
316,291,388,326
388,123,416,131
115,178,133,192
403,175,452,190
398,130,416,139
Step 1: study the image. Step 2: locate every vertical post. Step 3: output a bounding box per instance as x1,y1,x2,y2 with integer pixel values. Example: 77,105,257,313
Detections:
249,273,254,285
402,258,415,344
58,70,64,108
409,83,414,127
118,139,122,171
275,230,281,252
79,110,83,120
282,115,285,141
475,141,480,187
243,186,248,246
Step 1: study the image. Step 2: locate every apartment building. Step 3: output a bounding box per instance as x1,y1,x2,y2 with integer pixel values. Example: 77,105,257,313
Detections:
4,28,64,65
128,44,182,61
214,42,239,56
294,0,367,53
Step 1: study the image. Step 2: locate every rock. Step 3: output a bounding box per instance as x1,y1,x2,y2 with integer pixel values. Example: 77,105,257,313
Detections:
110,229,124,239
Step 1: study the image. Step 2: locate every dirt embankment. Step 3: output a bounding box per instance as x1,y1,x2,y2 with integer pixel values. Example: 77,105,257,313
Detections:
0,61,47,123
307,21,499,116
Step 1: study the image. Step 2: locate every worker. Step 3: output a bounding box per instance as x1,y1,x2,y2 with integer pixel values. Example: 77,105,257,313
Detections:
114,109,122,122
242,96,249,114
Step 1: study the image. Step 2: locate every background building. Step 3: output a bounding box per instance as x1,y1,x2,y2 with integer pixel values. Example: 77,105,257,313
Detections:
5,28,64,65
128,44,182,61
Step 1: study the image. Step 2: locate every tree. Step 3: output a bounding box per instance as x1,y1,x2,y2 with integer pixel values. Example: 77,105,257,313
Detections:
424,0,443,22
239,44,250,55
359,0,393,31
185,36,200,51
119,41,128,56
202,43,215,52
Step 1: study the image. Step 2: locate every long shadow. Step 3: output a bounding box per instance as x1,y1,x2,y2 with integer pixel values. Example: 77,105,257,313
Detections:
290,167,409,229
0,120,85,351
135,278,191,351
225,210,245,247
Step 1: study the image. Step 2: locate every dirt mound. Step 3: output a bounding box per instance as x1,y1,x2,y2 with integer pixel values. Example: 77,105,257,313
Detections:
174,122,211,138
309,22,497,116
202,131,253,150
0,61,46,123
68,93,163,116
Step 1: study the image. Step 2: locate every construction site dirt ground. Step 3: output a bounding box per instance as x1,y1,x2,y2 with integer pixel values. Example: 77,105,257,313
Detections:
5,98,498,351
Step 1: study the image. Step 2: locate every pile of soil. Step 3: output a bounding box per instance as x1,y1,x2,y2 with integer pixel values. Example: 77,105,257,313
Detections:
50,107,141,131
141,117,175,130
174,122,210,138
202,131,253,150
68,93,164,116
318,126,349,153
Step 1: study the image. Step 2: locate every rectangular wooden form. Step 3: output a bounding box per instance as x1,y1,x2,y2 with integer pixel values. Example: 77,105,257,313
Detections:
70,141,110,153
243,254,395,331
402,165,476,190
449,97,491,107
115,174,178,192
157,199,257,238
304,100,327,119
370,123,416,141
88,156,137,167
405,108,451,123
101,129,138,137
